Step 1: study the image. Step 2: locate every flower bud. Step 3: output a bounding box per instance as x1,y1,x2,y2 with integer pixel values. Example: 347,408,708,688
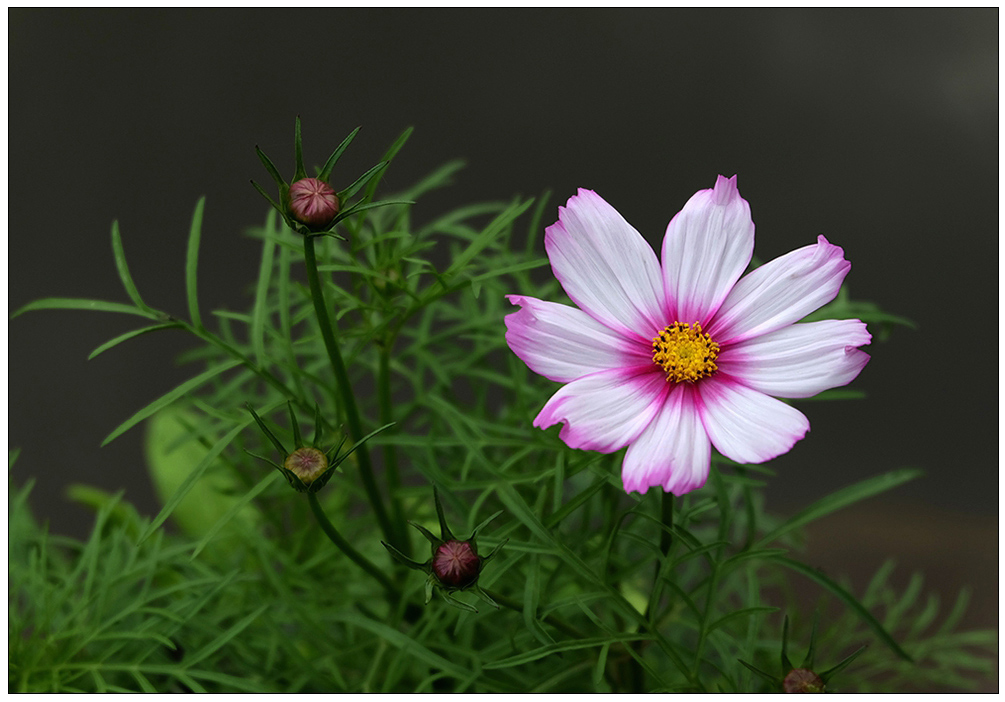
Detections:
739,615,867,693
284,446,329,487
289,177,339,228
783,668,825,693
381,487,508,612
432,539,481,588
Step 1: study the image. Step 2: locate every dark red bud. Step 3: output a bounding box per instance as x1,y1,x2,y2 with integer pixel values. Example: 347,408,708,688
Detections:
289,177,339,228
432,540,480,588
783,668,825,693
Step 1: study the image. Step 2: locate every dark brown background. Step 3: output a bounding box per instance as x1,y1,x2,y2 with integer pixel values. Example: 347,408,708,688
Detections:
8,8,997,672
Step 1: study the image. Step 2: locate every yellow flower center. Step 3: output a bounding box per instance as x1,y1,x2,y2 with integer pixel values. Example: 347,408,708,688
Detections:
651,322,720,383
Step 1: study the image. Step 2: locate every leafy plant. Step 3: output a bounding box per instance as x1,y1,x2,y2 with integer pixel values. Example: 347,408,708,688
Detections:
9,125,995,692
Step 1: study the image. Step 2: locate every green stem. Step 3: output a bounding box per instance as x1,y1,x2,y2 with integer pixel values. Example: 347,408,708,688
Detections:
302,235,396,546
633,493,679,692
307,491,396,594
377,341,408,549
659,493,674,558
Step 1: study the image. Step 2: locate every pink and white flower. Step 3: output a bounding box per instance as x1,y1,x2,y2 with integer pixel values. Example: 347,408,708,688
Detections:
505,176,870,496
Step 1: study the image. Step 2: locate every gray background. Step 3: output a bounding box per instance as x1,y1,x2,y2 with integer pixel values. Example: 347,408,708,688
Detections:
9,9,997,552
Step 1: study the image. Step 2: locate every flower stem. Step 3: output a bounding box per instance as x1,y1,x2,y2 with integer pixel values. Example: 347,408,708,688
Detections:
660,493,674,557
302,234,396,546
377,340,408,550
307,491,396,594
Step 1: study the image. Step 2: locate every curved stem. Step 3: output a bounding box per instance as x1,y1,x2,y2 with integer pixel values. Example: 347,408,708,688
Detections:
308,491,396,594
377,340,408,549
302,235,396,546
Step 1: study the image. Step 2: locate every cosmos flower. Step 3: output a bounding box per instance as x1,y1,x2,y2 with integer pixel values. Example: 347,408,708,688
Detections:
505,176,870,495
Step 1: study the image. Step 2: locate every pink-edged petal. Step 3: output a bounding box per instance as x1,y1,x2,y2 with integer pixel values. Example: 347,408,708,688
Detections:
545,189,667,341
505,295,651,383
717,319,871,398
696,377,810,464
622,384,711,496
708,235,850,345
661,175,755,324
534,366,668,453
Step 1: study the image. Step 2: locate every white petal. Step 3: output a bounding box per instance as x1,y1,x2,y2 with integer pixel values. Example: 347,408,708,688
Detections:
545,189,667,341
505,295,650,383
697,378,810,464
622,384,711,496
717,319,871,398
534,366,668,454
708,235,850,345
661,175,755,325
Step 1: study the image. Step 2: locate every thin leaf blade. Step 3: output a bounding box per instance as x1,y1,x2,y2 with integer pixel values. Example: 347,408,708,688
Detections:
139,413,253,542
110,220,150,311
101,358,242,446
88,323,180,360
319,126,361,181
11,297,160,320
186,196,206,329
770,556,913,661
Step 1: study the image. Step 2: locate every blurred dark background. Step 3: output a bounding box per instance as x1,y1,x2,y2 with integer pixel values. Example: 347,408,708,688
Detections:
8,8,997,640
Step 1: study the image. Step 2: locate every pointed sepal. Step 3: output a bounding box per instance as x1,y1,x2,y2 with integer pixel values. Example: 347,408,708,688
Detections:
287,401,303,448
408,519,441,546
381,540,429,572
781,615,793,673
442,591,479,613
293,116,307,182
469,509,503,541
337,161,388,202
319,126,361,181
312,403,324,447
471,585,500,610
432,486,455,541
738,659,781,687
330,422,395,470
481,538,509,564
255,146,287,190
802,610,820,669
246,403,289,456
819,644,868,682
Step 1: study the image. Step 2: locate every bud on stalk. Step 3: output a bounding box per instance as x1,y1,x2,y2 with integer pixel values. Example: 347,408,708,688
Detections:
289,177,339,228
382,487,507,612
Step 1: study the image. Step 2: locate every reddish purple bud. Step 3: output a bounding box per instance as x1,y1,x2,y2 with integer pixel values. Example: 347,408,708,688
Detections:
289,177,339,228
432,540,481,588
783,668,825,693
284,447,329,486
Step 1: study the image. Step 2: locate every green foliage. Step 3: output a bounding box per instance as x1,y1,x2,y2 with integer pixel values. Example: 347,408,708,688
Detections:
9,134,994,692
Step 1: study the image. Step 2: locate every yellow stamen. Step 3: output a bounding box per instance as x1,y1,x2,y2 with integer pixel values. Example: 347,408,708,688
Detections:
651,322,720,383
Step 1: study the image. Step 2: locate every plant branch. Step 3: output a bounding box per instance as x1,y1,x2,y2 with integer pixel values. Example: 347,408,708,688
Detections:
307,491,396,595
302,235,397,546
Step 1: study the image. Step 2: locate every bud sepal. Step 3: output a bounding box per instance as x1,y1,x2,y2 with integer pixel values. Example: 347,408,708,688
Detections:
738,614,868,693
382,487,507,612
251,118,414,238
245,401,391,493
